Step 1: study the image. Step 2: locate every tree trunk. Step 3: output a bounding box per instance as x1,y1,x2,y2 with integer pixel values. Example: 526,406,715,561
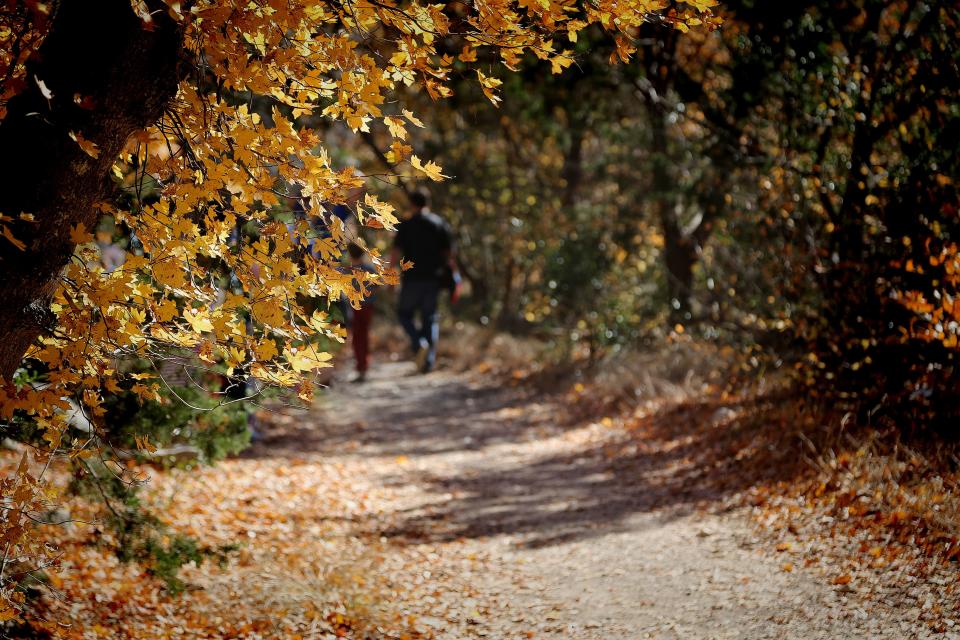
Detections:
648,99,694,323
0,0,184,380
560,124,585,210
496,254,517,327
662,223,696,323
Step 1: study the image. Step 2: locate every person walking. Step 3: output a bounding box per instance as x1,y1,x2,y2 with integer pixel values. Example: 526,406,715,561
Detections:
392,189,457,373
346,242,376,382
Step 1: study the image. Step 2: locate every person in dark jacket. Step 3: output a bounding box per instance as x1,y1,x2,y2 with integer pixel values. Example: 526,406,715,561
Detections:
392,189,457,373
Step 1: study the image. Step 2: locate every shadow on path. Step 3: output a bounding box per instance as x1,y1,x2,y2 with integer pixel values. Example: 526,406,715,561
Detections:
248,361,807,549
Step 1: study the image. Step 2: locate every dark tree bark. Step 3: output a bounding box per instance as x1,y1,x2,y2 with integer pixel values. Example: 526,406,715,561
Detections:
639,28,733,327
636,30,696,324
646,73,695,324
560,124,584,211
0,0,185,379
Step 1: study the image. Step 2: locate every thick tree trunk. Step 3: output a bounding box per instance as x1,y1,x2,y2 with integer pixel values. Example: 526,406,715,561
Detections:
0,0,184,380
648,99,694,324
638,31,698,324
662,223,696,323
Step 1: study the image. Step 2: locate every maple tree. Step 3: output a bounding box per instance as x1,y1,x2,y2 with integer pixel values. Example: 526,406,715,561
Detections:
1,0,953,628
0,0,720,620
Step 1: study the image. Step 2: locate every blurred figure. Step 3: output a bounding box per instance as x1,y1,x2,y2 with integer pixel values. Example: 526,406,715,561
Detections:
392,189,458,373
96,230,126,273
346,242,376,383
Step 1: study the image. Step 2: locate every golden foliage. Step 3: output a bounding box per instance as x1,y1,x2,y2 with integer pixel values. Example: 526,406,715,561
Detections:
0,0,718,618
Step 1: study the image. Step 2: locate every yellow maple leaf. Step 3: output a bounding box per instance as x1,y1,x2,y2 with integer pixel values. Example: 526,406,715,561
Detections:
285,347,333,373
410,155,448,181
152,260,187,289
688,0,717,10
252,298,287,327
183,308,214,333
69,223,93,245
225,346,246,371
363,193,400,229
254,339,279,361
68,130,101,158
386,140,413,164
384,116,408,140
152,298,178,322
402,109,425,128
550,52,575,74
477,70,503,106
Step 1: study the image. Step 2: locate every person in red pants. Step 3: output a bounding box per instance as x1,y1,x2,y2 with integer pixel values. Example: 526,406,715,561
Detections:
346,242,376,382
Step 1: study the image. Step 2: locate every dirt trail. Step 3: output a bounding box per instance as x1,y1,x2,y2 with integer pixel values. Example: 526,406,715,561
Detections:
255,361,915,639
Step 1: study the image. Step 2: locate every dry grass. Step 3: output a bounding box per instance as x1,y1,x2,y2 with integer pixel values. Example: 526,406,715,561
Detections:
788,429,960,559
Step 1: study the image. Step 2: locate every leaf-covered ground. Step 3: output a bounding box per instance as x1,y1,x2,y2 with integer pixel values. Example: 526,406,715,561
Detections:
12,359,960,638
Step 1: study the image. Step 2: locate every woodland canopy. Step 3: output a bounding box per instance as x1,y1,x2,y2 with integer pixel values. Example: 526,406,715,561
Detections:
0,0,957,629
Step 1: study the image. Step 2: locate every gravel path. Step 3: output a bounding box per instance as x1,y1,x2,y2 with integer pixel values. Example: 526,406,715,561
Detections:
259,361,928,639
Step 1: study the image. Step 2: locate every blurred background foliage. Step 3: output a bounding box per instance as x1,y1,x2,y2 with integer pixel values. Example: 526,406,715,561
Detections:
0,0,956,621
29,0,956,480
350,0,959,429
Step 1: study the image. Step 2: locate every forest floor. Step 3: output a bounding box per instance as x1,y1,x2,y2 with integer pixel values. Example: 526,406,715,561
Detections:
238,358,953,639
21,352,960,638
283,360,864,639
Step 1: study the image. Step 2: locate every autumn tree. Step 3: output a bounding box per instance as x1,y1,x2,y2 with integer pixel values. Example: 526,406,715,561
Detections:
408,0,960,427
0,0,719,617
795,0,960,421
0,1,184,379
705,0,960,420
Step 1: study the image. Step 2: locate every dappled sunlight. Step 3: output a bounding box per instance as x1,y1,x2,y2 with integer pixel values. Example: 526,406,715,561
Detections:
0,0,957,635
